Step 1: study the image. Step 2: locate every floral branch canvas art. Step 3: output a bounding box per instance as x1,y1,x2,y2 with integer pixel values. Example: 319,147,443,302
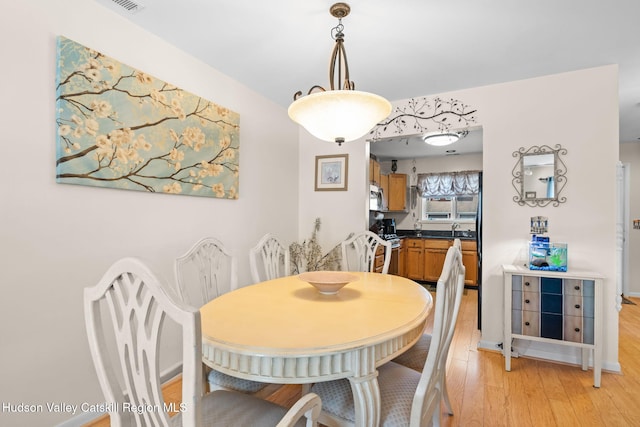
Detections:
55,36,240,199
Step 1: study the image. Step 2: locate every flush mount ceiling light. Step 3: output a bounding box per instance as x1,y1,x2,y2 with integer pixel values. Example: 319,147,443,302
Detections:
288,3,392,146
422,130,469,146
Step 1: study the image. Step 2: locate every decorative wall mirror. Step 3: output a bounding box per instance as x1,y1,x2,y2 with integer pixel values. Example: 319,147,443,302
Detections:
512,144,567,206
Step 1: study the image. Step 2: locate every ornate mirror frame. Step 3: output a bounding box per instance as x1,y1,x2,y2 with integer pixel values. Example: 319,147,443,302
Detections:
512,144,567,207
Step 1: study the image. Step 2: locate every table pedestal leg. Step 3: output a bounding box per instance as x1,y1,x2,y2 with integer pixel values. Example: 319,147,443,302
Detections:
349,373,380,427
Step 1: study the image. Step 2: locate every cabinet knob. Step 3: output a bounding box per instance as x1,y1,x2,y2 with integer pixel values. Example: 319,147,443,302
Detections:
525,299,530,304
575,328,581,332
525,322,531,326
575,304,581,309
574,285,580,291
525,282,530,287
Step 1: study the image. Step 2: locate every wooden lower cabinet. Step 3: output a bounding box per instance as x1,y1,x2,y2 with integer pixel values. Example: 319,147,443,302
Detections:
424,240,449,282
373,245,385,273
388,239,406,276
460,241,478,286
397,239,406,277
405,239,424,280
401,238,478,286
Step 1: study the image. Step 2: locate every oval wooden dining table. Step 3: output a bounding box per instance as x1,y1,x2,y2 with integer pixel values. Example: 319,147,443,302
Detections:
200,271,433,427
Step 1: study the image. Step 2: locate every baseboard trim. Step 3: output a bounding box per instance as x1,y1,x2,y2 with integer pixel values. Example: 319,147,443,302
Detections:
477,339,502,352
55,363,183,427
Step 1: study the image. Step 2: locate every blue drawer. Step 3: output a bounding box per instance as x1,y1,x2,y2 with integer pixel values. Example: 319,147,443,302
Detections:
541,293,563,314
541,313,563,340
541,277,562,294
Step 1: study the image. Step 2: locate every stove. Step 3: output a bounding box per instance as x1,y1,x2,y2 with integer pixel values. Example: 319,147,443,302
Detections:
382,234,401,248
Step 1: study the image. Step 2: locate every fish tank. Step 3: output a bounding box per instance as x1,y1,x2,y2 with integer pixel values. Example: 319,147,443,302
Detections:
529,241,567,272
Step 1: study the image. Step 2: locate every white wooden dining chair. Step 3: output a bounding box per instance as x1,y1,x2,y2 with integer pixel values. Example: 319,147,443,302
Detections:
175,237,271,397
311,244,465,426
249,233,290,283
393,238,462,372
174,237,238,308
393,238,462,363
85,257,321,427
340,230,392,274
391,238,464,417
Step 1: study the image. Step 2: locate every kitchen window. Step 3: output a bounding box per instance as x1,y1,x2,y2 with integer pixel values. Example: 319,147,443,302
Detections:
416,171,480,221
421,195,478,221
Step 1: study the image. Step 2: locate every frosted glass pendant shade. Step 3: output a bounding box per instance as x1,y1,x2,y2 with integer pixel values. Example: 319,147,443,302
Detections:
288,90,392,144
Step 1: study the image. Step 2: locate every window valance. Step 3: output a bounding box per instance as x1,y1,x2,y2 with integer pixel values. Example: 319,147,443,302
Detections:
416,170,480,197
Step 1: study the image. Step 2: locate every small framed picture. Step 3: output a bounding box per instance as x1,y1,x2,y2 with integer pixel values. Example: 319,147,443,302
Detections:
315,154,349,191
525,191,537,199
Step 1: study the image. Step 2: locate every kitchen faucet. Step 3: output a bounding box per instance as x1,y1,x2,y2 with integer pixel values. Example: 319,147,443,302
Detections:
451,222,460,237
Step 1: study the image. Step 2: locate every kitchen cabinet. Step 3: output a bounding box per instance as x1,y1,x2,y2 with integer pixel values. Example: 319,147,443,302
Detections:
373,244,385,273
369,158,381,186
402,238,478,286
397,238,406,277
460,240,478,286
423,239,450,282
379,174,389,211
368,166,406,211
502,265,603,387
387,173,407,211
388,238,406,276
405,238,424,280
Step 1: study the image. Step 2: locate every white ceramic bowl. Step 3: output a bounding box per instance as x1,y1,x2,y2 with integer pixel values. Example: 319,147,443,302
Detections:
298,271,358,295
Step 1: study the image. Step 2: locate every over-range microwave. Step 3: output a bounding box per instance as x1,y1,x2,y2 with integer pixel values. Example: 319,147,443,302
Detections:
370,184,383,211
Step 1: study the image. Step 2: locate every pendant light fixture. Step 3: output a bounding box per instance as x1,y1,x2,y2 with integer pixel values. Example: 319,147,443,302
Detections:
288,3,392,146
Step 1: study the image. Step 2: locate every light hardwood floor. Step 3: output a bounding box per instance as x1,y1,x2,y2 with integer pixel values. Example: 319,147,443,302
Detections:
85,289,640,427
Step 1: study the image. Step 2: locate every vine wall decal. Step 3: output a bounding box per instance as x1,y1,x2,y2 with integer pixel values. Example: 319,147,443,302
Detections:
369,96,478,140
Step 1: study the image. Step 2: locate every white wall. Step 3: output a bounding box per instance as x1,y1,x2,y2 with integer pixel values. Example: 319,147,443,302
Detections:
297,132,370,254
299,65,620,371
620,143,640,296
0,1,299,425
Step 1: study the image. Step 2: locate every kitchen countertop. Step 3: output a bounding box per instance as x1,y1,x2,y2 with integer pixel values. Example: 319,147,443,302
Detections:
397,229,476,240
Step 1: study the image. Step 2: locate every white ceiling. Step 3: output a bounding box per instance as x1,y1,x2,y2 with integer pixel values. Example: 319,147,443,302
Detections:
94,0,640,158
371,128,483,160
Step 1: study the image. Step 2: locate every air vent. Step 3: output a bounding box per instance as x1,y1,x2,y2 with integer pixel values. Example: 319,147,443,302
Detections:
109,0,144,13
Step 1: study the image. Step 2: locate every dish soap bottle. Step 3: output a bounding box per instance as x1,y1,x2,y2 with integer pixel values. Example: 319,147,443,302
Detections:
414,220,422,237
